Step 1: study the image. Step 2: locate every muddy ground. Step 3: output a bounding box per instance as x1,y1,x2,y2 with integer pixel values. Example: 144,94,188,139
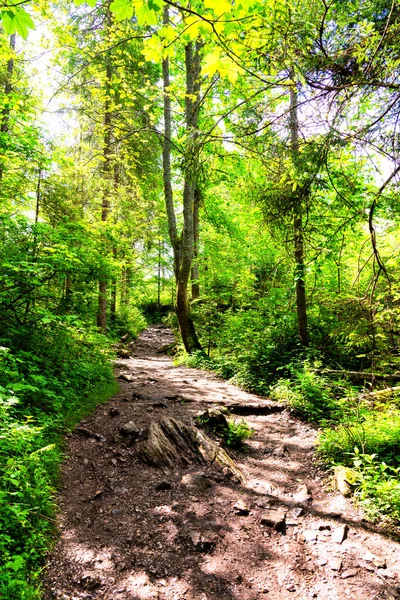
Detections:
43,326,400,600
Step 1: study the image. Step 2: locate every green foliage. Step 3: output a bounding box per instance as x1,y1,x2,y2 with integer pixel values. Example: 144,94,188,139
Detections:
1,8,35,39
351,451,400,523
224,419,254,448
112,304,147,339
0,214,118,596
0,395,58,598
269,363,357,424
318,409,400,468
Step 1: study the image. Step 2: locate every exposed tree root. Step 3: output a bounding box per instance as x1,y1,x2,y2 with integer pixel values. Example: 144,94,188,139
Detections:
137,416,244,482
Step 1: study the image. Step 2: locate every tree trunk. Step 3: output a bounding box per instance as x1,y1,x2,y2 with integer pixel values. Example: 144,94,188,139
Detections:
161,7,202,352
191,186,201,301
175,41,202,352
97,59,112,333
162,6,180,279
157,237,162,309
0,34,16,181
110,246,117,325
65,273,73,308
289,81,308,346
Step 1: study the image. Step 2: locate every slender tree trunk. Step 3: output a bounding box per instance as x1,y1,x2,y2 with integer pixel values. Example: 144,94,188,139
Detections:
65,274,73,308
110,246,117,325
35,168,42,224
110,160,120,326
120,264,127,305
157,237,162,310
97,60,112,333
175,41,202,351
289,80,308,346
162,6,180,278
191,187,200,300
161,7,202,352
0,34,16,181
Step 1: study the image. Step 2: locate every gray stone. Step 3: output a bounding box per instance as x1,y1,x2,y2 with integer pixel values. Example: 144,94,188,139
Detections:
329,559,342,571
341,569,358,579
291,506,305,518
260,509,286,530
333,466,357,497
181,472,212,491
233,499,250,515
118,373,133,382
293,484,312,503
119,421,140,437
331,524,348,544
303,530,318,542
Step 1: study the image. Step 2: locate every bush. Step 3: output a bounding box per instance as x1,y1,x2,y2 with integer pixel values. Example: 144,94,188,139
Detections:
269,363,357,424
0,397,58,598
318,409,400,467
0,328,117,597
349,451,400,523
112,304,147,339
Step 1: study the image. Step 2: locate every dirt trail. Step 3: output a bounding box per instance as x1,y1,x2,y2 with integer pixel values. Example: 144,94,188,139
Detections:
44,326,400,600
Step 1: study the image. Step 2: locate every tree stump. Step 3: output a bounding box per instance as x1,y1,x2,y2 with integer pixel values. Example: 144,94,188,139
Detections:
137,416,244,482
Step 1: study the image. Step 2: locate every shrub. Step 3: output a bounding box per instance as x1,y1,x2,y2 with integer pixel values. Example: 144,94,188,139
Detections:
318,409,400,467
112,304,147,339
269,364,357,424
224,419,254,448
350,451,400,523
0,329,117,597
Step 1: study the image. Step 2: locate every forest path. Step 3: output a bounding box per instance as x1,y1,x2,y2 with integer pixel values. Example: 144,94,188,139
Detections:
44,326,400,600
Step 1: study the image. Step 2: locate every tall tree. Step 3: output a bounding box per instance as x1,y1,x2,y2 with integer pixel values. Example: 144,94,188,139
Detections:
162,6,202,352
289,80,308,346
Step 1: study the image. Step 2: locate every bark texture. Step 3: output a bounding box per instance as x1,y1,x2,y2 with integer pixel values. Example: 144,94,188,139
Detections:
97,59,112,333
289,81,309,346
162,6,202,353
137,416,244,482
0,34,16,181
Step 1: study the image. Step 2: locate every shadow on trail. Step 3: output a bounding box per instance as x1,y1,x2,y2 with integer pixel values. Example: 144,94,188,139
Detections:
42,327,399,600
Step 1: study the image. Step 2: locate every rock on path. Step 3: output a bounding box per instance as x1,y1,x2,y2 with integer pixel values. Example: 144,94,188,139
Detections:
43,326,400,600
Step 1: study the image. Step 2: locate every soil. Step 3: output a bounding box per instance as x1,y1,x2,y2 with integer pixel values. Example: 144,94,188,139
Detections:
43,326,400,600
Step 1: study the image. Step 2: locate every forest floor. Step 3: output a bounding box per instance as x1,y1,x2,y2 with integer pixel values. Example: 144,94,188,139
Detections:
43,326,400,600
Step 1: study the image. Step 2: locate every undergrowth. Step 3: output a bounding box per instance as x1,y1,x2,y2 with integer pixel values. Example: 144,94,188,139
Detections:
0,326,117,599
270,364,400,524
184,342,400,526
0,214,148,597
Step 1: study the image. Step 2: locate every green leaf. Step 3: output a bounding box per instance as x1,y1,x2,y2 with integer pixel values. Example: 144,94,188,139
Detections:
148,0,162,12
1,8,35,39
136,3,157,26
7,555,25,572
109,0,133,21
